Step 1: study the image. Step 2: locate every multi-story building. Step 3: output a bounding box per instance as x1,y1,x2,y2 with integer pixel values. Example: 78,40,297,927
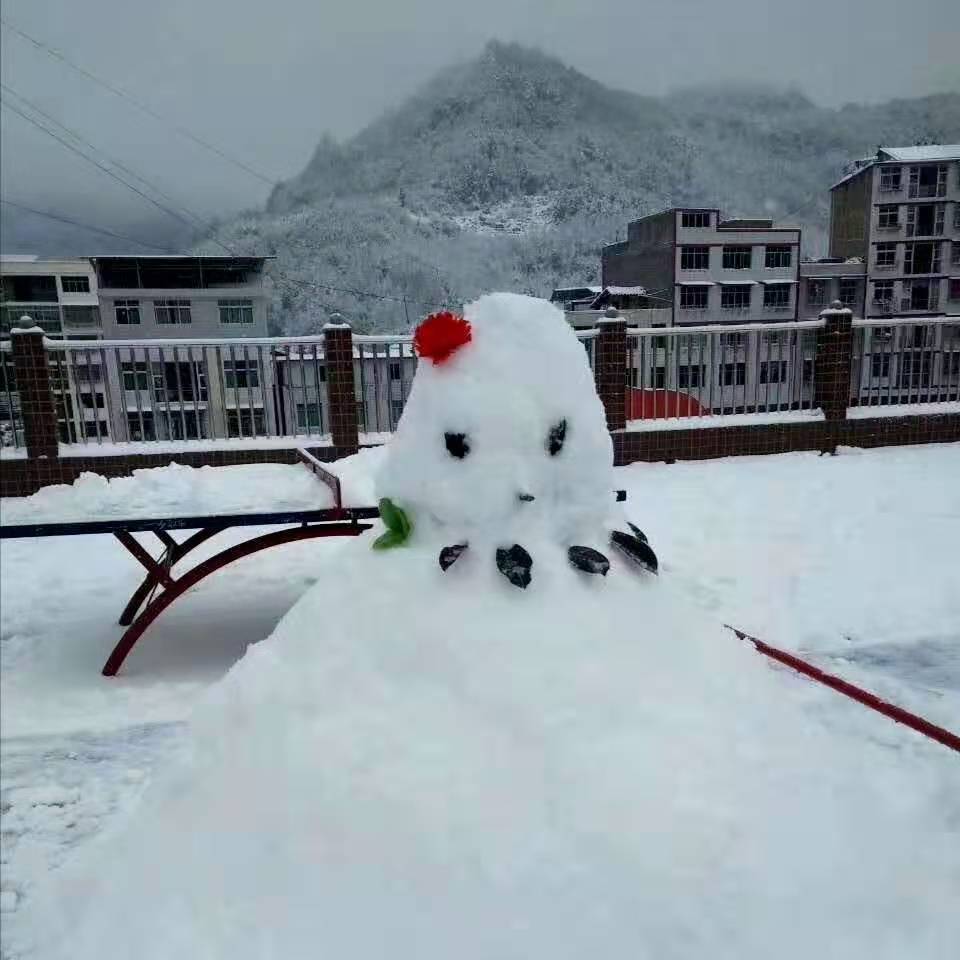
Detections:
1,255,101,339
602,208,802,326
829,145,960,319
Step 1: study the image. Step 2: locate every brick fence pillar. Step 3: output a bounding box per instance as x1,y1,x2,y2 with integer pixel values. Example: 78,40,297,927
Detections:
594,309,627,432
814,302,854,452
11,326,59,459
323,320,359,455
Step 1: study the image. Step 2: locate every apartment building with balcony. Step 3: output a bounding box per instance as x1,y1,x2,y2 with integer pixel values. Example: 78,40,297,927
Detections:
829,145,960,319
0,255,101,339
601,208,802,326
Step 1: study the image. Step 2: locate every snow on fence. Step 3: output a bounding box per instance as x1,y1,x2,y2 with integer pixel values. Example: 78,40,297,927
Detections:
625,320,822,425
850,316,960,410
21,334,418,450
1,312,958,457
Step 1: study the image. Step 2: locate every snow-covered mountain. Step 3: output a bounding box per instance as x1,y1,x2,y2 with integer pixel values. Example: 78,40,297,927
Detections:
201,41,960,333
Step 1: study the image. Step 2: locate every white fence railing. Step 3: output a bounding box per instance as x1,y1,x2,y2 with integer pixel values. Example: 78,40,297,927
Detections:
625,319,823,422
850,316,960,408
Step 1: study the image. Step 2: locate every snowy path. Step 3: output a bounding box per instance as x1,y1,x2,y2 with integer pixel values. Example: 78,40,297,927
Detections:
2,444,959,955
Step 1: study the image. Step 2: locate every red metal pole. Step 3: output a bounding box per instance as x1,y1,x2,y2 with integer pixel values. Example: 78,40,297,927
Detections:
727,625,960,754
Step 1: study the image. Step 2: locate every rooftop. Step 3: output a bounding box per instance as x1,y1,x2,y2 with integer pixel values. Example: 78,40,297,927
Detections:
877,145,960,162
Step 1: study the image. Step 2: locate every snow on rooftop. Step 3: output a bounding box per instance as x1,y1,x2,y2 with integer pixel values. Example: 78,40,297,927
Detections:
596,285,647,297
878,144,960,162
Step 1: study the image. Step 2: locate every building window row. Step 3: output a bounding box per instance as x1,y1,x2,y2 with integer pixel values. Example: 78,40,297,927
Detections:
110,298,256,325
679,244,795,271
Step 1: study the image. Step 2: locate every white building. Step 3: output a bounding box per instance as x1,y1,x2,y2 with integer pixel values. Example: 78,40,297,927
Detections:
601,208,802,326
1,255,101,338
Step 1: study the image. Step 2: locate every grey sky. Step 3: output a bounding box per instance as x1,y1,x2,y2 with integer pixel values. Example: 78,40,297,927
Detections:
1,0,958,235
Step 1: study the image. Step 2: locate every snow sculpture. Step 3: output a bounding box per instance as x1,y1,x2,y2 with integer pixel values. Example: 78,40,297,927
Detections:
23,295,960,960
377,294,657,584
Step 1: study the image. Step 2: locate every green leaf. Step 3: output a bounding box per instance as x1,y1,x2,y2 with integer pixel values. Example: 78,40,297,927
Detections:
379,497,404,533
372,529,405,550
377,497,413,543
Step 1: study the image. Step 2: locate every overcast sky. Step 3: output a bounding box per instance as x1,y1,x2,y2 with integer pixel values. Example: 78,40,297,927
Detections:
1,0,958,239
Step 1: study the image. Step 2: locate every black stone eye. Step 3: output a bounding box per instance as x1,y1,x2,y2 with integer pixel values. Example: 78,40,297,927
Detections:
444,432,470,459
546,419,567,456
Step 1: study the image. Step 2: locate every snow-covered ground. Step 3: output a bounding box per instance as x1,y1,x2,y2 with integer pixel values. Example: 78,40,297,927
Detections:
1,443,958,955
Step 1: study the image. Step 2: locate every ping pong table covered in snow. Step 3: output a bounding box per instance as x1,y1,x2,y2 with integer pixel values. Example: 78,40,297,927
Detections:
0,451,379,676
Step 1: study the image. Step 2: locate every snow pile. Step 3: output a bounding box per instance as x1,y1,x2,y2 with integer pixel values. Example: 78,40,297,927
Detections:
8,298,960,958
25,545,960,959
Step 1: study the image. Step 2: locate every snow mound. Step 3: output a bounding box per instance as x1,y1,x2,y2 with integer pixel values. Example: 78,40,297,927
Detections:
25,541,960,959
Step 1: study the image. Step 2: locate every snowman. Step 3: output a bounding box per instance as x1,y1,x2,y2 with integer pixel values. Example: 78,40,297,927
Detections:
25,294,959,960
374,292,657,584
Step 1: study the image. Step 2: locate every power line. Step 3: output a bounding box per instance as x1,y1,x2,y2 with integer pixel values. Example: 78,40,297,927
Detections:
1,94,206,235
1,83,211,235
0,199,179,252
1,16,277,187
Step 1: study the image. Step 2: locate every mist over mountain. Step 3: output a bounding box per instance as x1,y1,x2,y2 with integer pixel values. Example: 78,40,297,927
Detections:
22,40,957,333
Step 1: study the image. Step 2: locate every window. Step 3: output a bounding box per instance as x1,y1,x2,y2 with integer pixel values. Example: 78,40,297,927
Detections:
906,204,945,237
904,241,941,275
223,358,260,389
218,299,254,324
677,364,705,388
870,354,891,379
802,359,814,384
720,331,747,347
875,243,896,268
389,361,402,381
680,245,709,270
356,401,367,432
80,392,106,409
679,285,709,309
115,300,141,325
719,362,746,386
390,399,404,425
154,299,192,324
762,284,790,309
681,211,710,228
62,306,100,327
879,167,901,192
759,361,788,384
764,245,792,269
877,205,899,229
83,421,104,439
2,274,57,301
722,246,752,270
806,278,826,306
127,412,155,441
227,408,266,438
60,275,90,293
949,278,960,301
943,352,960,377
872,280,894,308
898,353,932,388
154,361,207,401
296,402,323,429
120,361,150,391
952,242,960,267
721,284,751,310
839,278,859,306
955,203,960,230
908,164,947,199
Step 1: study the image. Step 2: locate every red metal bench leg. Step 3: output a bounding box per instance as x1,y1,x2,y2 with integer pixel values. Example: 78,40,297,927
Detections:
103,522,371,677
118,527,224,626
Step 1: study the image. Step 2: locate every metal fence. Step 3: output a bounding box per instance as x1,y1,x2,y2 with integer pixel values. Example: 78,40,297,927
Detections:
0,343,24,448
2,316,958,453
850,317,960,408
625,320,822,422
